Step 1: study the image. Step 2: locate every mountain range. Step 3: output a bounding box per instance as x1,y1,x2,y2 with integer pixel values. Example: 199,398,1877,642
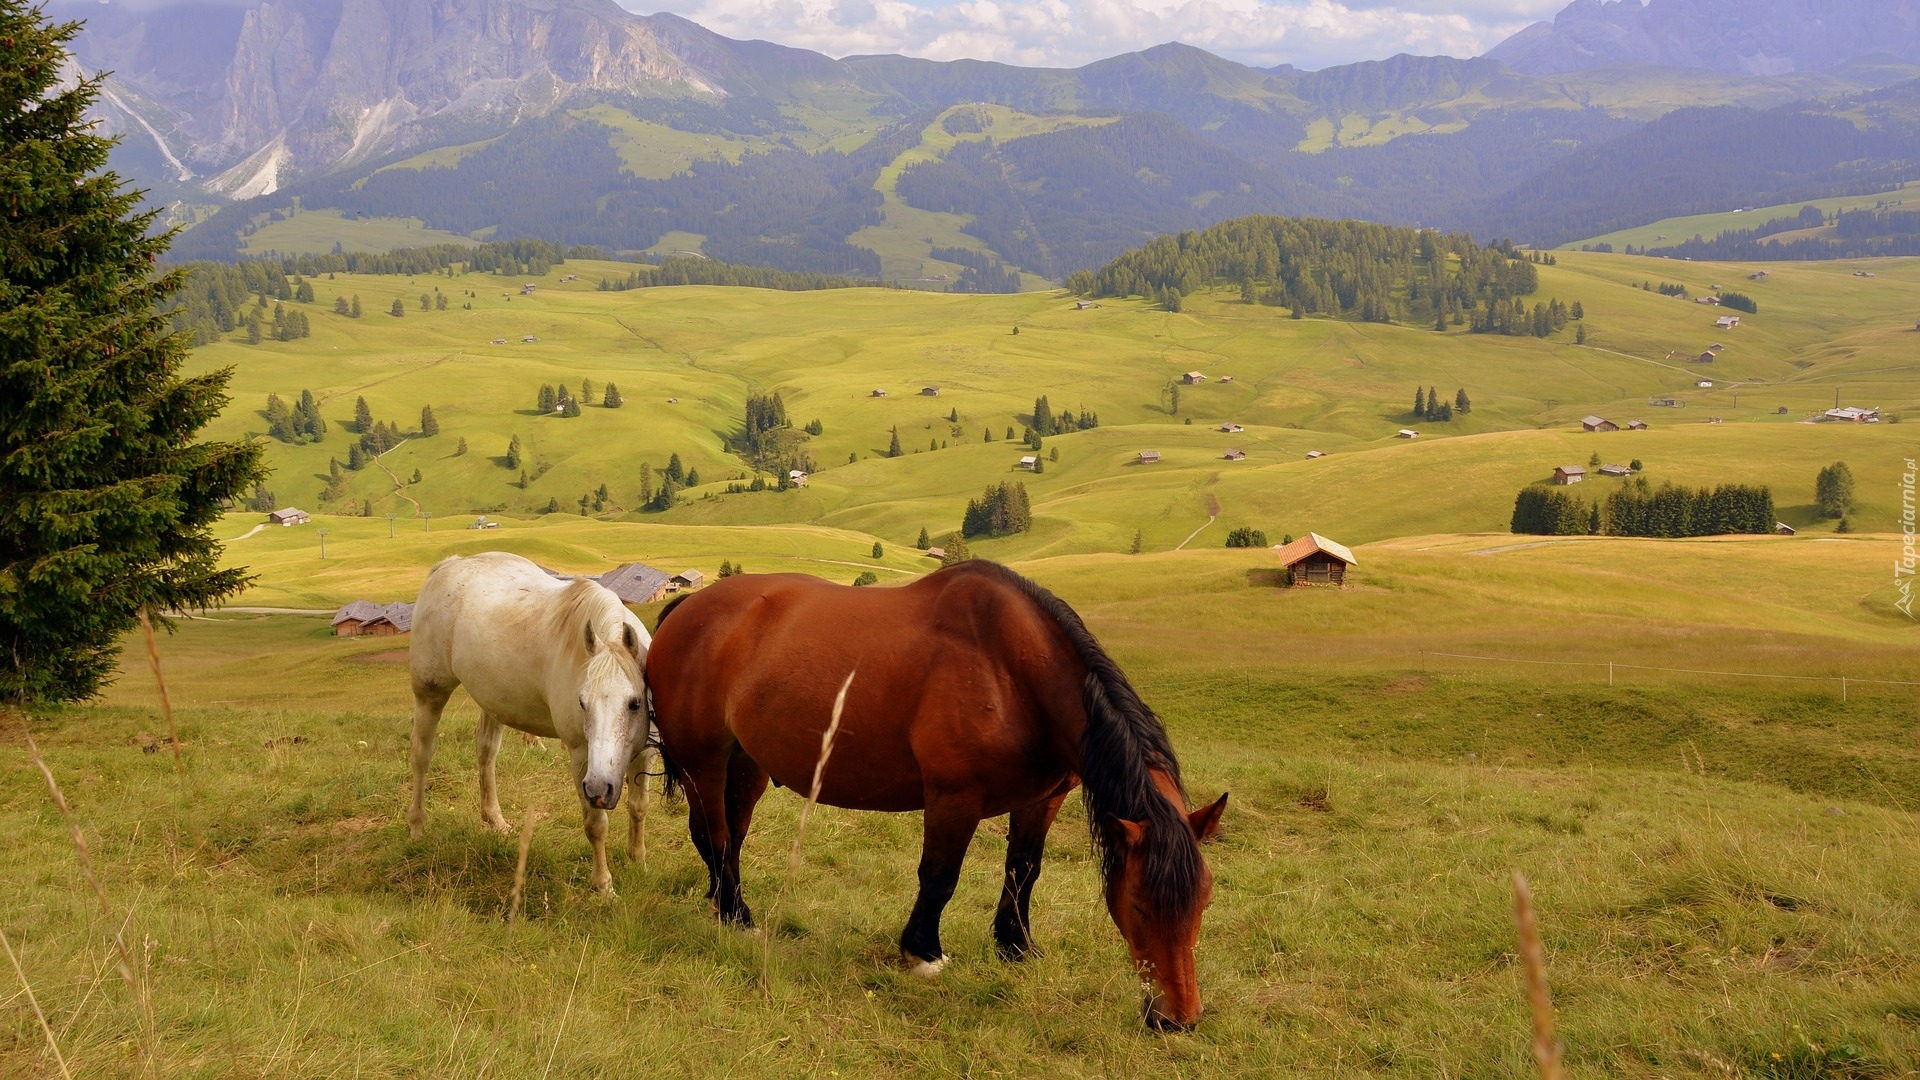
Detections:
53,0,1920,277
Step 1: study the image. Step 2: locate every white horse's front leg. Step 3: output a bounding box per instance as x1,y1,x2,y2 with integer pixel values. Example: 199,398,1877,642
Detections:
625,742,657,864
409,684,453,840
568,742,615,895
475,711,511,833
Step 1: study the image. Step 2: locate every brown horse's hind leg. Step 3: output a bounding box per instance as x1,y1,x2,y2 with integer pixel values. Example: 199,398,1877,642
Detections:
995,788,1069,960
679,749,759,925
900,796,984,975
717,746,769,927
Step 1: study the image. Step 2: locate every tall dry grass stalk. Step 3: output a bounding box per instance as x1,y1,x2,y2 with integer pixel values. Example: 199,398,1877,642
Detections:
1,925,72,1080
506,805,540,924
137,611,183,776
541,936,589,1080
26,733,156,1065
1512,871,1564,1080
759,670,855,988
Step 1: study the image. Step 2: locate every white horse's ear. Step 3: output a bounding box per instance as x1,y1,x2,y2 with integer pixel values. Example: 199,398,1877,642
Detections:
585,622,597,651
622,623,642,660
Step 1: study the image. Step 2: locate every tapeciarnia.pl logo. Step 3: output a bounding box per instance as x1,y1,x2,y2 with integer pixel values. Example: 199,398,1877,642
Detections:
1899,458,1916,619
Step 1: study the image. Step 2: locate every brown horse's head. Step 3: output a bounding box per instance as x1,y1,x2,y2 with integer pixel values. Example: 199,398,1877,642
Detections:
1102,792,1227,1030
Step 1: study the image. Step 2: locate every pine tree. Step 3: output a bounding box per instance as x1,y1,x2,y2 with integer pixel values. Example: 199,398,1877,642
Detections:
1455,389,1470,414
456,436,468,456
350,295,363,318
603,383,623,408
983,428,994,442
435,292,447,311
916,526,931,550
1414,387,1425,418
871,541,884,559
666,453,685,484
1428,387,1440,420
333,296,349,315
389,298,405,317
418,293,430,311
506,435,523,470
546,497,560,514
410,468,422,484
940,533,972,565
420,405,439,437
887,427,903,458
355,396,373,433
1129,530,1144,554
581,379,595,405
1,0,263,700
538,384,557,413
348,443,366,470
1005,426,1015,440
1575,323,1588,345
1815,462,1856,518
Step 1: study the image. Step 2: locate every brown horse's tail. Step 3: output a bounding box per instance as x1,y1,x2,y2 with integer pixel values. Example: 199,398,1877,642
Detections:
649,594,693,801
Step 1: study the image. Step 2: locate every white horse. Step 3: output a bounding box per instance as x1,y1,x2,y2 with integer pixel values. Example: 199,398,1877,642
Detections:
409,551,656,894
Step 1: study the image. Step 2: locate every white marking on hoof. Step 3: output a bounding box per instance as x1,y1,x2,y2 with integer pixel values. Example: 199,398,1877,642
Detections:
905,954,948,979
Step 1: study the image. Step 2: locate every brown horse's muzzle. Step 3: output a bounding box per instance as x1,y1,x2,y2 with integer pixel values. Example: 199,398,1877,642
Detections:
1142,991,1200,1031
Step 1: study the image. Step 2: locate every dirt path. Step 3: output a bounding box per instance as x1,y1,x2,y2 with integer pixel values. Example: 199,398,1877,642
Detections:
1467,540,1572,556
227,523,268,542
1175,493,1223,551
372,439,422,514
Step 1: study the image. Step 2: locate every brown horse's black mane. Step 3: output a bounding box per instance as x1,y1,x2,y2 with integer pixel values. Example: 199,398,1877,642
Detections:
953,561,1202,919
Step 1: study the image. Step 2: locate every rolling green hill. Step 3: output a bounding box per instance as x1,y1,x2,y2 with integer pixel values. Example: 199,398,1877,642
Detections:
193,248,1920,580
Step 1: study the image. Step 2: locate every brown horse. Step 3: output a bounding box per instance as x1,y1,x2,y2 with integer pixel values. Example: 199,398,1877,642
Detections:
645,560,1227,1029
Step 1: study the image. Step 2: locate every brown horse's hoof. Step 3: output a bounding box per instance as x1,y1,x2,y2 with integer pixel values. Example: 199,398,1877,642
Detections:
902,952,949,979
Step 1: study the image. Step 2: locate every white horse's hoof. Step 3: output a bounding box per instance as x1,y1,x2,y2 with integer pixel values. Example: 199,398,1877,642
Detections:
904,954,948,979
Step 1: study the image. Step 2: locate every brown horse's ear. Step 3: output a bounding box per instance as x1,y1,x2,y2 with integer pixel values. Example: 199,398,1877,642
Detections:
1190,793,1228,843
1102,815,1148,849
621,623,642,661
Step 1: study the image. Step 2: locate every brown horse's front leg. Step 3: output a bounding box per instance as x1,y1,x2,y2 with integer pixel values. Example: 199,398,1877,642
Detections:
900,796,983,976
995,787,1069,960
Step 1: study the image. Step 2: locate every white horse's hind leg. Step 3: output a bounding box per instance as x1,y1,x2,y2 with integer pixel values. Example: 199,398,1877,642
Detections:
475,711,511,833
409,684,453,840
625,743,656,864
569,743,616,895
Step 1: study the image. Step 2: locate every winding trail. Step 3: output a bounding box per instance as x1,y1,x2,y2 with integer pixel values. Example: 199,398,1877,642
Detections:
371,438,422,514
227,523,269,543
1174,492,1223,551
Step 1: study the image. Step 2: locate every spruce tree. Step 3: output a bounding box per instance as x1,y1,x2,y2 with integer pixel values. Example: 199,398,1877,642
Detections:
390,298,405,317
1815,462,1856,518
333,296,350,316
603,383,623,408
1,0,263,700
1414,386,1425,418
871,541,884,559
420,405,439,437
351,295,363,318
916,526,931,550
355,396,373,433
887,427,903,458
1455,389,1470,414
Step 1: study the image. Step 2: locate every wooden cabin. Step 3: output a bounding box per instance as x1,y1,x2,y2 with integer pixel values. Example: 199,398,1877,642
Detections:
1581,415,1619,432
332,600,413,637
1272,533,1356,587
268,507,310,526
1553,466,1586,485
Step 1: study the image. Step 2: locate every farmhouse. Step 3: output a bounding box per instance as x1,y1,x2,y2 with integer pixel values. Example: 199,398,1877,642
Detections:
920,386,941,397
1075,300,1096,310
1693,351,1715,364
1137,450,1162,464
1272,533,1357,587
670,570,704,591
522,335,539,343
1715,316,1740,329
871,388,887,397
1223,448,1247,461
491,338,507,345
788,469,809,487
268,507,310,526
1182,372,1207,385
1553,466,1586,485
520,284,536,295
1695,296,1721,305
1219,423,1244,433
332,600,414,637
1305,450,1326,459
1396,429,1419,439
1628,420,1649,430
1598,464,1632,477
1824,406,1880,423
1775,523,1796,535
596,563,672,605
1581,415,1619,432
924,546,946,560
1018,455,1038,470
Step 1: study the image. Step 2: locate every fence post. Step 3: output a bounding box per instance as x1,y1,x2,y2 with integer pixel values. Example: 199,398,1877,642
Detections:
1608,661,1613,687
1841,677,1847,703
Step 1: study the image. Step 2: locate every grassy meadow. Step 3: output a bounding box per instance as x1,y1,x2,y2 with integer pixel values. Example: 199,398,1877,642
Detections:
1567,182,1920,253
4,245,1920,1076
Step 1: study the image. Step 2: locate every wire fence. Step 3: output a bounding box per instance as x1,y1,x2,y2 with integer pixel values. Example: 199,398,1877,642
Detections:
1421,650,1920,701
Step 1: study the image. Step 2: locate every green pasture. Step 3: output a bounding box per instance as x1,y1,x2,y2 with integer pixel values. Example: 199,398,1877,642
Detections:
5,535,1918,1076
239,208,477,256
195,250,1920,561
1565,181,1920,252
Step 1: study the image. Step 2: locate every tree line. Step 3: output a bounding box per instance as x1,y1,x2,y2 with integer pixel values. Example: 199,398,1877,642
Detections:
598,257,877,293
1510,479,1775,537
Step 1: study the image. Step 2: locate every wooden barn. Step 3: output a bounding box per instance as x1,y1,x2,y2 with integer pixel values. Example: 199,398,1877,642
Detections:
597,563,672,605
1554,465,1586,485
332,600,414,637
1581,415,1619,432
1272,533,1356,587
269,507,310,526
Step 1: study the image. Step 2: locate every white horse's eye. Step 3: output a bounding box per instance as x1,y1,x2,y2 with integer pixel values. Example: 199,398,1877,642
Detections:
578,696,586,710
627,698,642,711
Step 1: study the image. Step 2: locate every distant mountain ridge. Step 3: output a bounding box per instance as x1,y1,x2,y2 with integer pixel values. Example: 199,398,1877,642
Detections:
1488,0,1920,76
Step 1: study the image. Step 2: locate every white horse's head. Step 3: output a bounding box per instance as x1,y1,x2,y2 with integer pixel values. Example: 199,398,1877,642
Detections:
572,602,651,810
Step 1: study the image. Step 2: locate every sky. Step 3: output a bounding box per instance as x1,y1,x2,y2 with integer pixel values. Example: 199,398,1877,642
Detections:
631,0,1576,70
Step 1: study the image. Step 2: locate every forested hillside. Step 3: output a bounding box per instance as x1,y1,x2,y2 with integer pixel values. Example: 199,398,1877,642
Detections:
1070,216,1557,335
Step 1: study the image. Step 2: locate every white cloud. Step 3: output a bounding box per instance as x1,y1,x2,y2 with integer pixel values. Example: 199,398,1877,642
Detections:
628,0,1569,69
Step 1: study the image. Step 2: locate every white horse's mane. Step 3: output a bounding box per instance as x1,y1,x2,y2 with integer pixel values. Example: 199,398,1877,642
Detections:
549,578,641,682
